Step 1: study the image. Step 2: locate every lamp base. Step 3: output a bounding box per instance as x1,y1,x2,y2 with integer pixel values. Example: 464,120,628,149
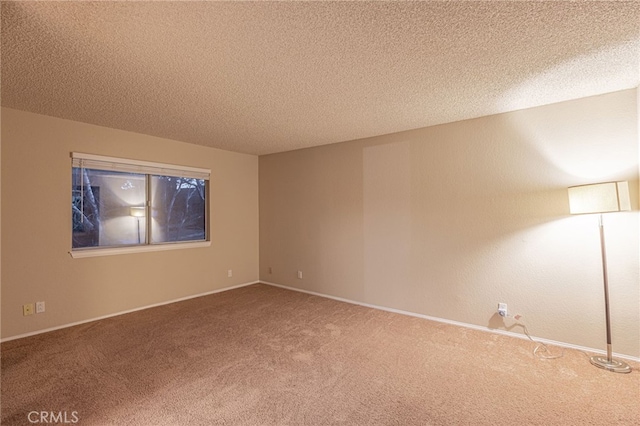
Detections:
590,355,632,374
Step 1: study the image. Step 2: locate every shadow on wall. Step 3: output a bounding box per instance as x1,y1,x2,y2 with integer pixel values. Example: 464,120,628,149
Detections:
487,312,512,332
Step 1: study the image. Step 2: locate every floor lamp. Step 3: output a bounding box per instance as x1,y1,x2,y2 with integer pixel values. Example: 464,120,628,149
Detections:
130,206,146,244
568,181,631,374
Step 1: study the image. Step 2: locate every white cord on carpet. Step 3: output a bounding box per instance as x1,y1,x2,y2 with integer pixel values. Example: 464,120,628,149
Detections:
509,314,564,360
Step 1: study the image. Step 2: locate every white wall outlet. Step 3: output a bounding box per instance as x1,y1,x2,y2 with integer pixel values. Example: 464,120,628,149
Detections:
36,301,45,314
23,303,34,316
498,303,508,317
227,269,233,278
297,270,303,279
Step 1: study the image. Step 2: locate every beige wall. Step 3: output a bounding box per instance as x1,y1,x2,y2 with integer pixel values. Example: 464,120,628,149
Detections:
3,90,638,357
260,89,640,358
1,108,259,339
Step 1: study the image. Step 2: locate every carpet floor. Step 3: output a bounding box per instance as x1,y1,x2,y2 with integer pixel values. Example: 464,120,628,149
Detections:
1,283,638,425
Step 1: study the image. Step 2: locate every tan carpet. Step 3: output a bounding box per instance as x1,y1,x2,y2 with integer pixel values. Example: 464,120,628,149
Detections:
1,283,638,425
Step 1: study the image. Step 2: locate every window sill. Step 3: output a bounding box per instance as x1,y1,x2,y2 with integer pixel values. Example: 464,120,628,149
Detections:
69,241,211,258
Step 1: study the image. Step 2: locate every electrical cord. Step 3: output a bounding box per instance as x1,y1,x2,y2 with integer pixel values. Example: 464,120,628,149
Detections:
509,314,564,360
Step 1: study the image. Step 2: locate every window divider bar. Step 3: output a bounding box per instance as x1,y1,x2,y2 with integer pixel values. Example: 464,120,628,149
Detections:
145,175,151,245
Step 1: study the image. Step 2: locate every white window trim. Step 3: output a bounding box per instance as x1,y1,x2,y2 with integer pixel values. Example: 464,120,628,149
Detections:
71,152,211,257
71,152,210,180
70,241,212,258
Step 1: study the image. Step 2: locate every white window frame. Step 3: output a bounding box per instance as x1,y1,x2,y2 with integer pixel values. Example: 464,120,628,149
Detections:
70,152,211,258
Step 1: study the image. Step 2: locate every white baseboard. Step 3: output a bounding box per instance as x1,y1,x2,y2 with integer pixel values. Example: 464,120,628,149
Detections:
0,280,260,343
260,280,640,363
6,279,638,363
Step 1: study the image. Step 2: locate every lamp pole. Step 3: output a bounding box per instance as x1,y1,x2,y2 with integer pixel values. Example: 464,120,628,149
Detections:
589,214,631,373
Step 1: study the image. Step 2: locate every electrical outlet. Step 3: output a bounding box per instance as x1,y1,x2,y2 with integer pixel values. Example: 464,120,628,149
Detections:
23,303,34,316
36,301,45,314
268,266,272,274
227,269,233,278
297,270,303,279
498,303,508,317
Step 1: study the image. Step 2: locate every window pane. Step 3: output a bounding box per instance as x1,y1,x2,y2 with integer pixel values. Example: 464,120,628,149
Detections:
72,168,147,248
150,176,206,243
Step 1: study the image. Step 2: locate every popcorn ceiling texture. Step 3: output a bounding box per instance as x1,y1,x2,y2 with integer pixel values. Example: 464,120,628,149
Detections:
2,1,639,155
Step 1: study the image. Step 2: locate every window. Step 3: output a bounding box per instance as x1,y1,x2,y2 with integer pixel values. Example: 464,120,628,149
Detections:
71,153,210,257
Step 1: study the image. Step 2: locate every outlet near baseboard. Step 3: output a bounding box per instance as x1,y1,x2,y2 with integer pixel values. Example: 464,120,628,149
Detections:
498,303,507,317
23,304,34,316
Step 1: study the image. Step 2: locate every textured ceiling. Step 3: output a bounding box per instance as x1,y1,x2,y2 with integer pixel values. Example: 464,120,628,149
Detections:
2,1,639,155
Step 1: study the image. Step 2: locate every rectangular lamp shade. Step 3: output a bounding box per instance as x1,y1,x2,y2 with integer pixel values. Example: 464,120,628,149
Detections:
129,206,146,217
568,181,631,215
